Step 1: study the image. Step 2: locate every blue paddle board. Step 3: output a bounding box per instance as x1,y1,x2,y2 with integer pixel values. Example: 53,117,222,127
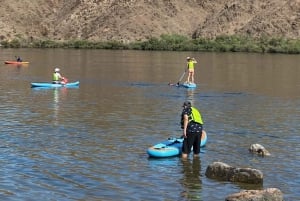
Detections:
181,82,197,88
147,130,207,158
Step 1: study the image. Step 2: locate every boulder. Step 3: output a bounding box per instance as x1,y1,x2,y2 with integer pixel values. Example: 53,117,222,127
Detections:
225,188,283,201
205,162,263,184
249,144,270,156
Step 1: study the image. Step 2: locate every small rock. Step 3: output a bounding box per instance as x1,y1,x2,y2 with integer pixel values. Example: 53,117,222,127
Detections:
249,144,270,156
225,188,283,201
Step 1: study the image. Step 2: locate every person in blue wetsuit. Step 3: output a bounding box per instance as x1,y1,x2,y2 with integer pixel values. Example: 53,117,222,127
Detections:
180,101,203,159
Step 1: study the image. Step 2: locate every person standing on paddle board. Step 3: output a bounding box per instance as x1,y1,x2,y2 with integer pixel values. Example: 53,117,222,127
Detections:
186,57,197,84
52,68,66,84
180,101,203,158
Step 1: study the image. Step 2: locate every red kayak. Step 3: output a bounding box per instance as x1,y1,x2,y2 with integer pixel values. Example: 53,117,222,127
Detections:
4,61,29,64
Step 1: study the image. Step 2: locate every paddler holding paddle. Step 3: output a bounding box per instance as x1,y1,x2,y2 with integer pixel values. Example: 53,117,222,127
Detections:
168,56,197,86
180,101,203,158
186,57,197,84
16,56,22,62
52,68,68,84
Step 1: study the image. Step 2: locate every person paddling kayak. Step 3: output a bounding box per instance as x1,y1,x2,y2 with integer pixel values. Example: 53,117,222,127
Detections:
52,68,67,84
16,56,22,62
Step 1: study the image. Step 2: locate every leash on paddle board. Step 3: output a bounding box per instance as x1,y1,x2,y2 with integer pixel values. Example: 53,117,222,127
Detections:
155,137,183,148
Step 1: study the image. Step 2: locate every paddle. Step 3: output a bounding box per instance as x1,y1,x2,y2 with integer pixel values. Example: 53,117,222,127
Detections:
61,77,68,84
168,70,186,86
176,70,186,85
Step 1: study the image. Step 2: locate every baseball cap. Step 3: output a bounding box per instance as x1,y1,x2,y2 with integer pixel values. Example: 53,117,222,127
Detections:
182,101,191,107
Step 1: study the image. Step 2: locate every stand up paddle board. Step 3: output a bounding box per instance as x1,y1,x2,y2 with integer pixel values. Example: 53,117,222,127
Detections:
147,130,207,158
168,82,197,88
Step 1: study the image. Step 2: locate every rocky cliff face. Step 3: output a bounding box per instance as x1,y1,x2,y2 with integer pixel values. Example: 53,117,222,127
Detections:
1,0,299,42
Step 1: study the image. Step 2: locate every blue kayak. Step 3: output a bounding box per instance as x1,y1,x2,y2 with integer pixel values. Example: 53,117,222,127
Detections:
31,81,80,88
147,130,207,158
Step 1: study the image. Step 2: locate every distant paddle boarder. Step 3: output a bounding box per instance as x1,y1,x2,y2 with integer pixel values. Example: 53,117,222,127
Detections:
186,57,197,84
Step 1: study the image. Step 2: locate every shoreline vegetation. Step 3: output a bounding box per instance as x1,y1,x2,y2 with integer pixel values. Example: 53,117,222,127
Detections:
1,34,300,54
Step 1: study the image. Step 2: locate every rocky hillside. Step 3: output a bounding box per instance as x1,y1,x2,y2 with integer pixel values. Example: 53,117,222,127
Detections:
0,0,299,42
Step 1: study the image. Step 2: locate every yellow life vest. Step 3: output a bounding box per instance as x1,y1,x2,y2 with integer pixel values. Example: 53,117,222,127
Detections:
189,107,203,124
53,73,59,81
187,60,195,70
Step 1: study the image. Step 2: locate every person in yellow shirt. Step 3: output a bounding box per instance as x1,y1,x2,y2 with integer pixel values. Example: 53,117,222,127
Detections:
186,57,197,84
52,68,65,84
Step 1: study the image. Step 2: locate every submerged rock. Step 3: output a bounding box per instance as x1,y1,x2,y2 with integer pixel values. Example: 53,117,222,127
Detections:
225,188,283,201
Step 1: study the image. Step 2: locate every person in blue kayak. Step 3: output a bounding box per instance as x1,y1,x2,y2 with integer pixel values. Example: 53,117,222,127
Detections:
52,68,66,84
16,56,22,62
180,101,203,158
186,57,197,84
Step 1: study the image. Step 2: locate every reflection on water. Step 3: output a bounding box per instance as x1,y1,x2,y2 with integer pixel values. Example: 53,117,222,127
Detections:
180,157,202,200
53,88,59,125
0,49,299,201
186,88,196,104
52,88,67,125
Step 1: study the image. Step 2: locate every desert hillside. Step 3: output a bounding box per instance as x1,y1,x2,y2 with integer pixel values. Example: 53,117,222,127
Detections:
0,0,300,42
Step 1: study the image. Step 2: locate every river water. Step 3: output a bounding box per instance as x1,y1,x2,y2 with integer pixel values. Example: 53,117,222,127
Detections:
0,49,299,201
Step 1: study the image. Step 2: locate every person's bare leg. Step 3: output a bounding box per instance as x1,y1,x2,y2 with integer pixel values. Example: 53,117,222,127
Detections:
182,153,188,158
191,72,194,83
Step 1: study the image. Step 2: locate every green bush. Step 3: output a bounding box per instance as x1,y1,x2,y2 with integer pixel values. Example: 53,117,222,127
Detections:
9,39,21,48
2,34,300,54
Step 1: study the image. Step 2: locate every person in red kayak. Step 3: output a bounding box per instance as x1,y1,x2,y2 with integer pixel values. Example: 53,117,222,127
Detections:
52,68,67,84
16,56,22,62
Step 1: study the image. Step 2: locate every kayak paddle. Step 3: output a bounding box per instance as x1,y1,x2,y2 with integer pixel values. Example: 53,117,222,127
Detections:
61,77,68,84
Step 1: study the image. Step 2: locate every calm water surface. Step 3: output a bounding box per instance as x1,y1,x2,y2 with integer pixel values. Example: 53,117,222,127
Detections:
0,49,299,201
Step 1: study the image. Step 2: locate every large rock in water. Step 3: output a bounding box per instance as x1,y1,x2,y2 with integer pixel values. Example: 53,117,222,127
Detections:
205,162,263,184
225,188,283,201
